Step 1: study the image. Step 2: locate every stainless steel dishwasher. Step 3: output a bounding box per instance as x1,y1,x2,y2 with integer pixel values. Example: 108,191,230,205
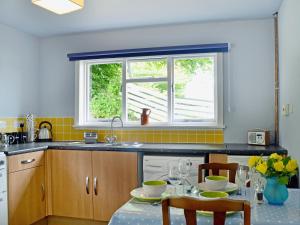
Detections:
143,155,204,186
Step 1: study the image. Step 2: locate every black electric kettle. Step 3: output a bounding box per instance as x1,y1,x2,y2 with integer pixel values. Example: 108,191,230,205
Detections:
37,121,53,142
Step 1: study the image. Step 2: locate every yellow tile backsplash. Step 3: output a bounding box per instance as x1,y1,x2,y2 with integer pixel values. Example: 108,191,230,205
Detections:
0,117,224,144
0,117,25,133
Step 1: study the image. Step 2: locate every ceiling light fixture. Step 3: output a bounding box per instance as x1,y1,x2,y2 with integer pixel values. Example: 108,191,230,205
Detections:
32,0,84,15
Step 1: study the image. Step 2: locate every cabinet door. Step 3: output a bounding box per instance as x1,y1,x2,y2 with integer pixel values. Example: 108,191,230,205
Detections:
92,151,138,221
9,166,46,225
50,150,93,219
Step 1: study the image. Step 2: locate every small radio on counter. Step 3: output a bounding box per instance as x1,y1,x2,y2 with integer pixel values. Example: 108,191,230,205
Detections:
248,129,270,146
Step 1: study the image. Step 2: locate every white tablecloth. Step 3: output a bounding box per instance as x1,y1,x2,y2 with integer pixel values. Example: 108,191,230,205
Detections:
109,189,300,225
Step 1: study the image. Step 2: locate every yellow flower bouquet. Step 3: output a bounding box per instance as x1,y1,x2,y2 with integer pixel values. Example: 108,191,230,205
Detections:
248,153,298,185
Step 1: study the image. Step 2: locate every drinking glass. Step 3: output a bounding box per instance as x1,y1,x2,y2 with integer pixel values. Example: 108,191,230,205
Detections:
237,165,249,198
178,159,192,194
168,161,181,195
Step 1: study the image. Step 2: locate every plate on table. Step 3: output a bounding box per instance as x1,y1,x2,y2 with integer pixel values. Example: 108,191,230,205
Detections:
199,191,229,199
198,182,238,193
130,187,171,202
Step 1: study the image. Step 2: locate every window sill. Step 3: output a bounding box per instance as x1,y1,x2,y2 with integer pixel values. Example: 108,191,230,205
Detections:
73,123,226,130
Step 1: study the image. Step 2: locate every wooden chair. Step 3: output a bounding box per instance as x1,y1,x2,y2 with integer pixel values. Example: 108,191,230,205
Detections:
198,163,239,183
162,197,251,225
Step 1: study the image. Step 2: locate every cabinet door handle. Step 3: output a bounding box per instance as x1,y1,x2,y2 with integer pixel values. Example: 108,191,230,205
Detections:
41,184,45,201
86,176,90,194
21,158,35,164
94,177,98,196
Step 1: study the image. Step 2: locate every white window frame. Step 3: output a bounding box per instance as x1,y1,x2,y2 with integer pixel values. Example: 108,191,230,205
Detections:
124,56,169,125
74,53,224,129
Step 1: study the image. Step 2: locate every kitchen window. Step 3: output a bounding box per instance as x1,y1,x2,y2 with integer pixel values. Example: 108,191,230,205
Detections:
75,53,223,128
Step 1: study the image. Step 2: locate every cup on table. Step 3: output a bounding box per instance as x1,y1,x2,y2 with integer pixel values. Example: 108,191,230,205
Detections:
178,158,192,193
237,165,250,197
168,160,181,195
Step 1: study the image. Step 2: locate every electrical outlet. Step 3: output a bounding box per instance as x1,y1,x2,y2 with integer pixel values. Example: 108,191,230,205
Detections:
0,121,7,129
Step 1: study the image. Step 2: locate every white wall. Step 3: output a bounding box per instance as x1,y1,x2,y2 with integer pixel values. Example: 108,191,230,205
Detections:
279,1,300,161
39,19,275,143
0,23,40,117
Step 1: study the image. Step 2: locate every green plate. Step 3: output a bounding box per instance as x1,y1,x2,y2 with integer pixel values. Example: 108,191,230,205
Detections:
130,187,170,202
198,182,238,194
199,191,229,199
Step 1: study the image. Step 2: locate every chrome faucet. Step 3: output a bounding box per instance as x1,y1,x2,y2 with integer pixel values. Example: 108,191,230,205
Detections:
105,116,123,144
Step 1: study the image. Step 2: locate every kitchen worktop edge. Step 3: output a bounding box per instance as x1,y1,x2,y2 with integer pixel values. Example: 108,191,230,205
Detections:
0,142,287,156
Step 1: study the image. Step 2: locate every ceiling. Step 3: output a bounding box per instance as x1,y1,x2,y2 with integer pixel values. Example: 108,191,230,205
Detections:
0,0,283,37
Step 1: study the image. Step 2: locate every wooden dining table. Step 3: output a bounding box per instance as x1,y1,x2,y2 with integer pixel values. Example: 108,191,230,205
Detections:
108,188,300,225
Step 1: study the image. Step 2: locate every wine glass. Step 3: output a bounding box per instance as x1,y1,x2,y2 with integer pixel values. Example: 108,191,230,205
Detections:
178,159,192,194
237,165,249,198
168,161,181,195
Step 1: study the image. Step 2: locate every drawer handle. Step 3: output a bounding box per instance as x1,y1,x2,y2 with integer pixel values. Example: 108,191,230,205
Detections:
94,177,98,196
86,176,90,195
41,184,45,201
21,159,36,164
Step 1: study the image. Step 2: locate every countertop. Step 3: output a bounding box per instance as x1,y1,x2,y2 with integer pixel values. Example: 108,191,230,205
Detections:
0,142,287,156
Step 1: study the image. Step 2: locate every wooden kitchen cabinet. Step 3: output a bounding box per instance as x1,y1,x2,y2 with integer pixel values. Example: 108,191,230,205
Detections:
49,150,138,222
92,151,138,221
8,165,46,225
50,150,94,219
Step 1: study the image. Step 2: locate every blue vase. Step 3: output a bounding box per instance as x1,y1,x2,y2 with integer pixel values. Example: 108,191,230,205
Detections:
263,177,289,205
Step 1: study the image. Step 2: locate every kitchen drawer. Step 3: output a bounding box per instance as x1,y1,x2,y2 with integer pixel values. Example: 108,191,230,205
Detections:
8,151,44,173
0,169,7,192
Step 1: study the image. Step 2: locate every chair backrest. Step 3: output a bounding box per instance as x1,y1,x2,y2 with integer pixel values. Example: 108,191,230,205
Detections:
198,163,239,183
162,197,250,225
